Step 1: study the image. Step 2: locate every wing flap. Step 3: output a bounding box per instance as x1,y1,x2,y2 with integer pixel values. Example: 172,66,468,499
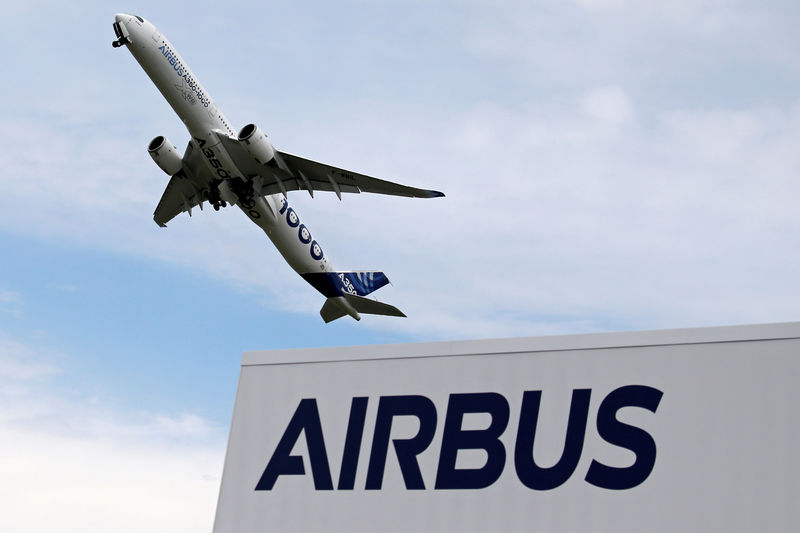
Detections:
153,141,214,226
215,133,444,199
277,151,445,199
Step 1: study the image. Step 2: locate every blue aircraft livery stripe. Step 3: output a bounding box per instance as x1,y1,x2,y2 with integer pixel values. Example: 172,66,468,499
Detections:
302,271,390,298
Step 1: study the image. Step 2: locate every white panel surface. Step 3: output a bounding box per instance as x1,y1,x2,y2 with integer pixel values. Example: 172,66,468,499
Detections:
214,323,800,532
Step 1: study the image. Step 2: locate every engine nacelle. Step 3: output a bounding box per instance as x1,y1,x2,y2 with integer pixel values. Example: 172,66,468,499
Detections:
147,135,183,175
237,123,275,165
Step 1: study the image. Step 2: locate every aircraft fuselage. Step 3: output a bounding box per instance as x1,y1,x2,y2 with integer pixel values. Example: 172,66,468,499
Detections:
114,14,333,278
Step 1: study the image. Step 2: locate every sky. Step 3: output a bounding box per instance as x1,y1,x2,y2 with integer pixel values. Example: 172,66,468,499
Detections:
2,0,800,531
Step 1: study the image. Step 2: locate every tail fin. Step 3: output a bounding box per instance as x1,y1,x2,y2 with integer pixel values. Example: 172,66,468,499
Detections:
302,271,391,297
320,294,406,323
340,271,390,297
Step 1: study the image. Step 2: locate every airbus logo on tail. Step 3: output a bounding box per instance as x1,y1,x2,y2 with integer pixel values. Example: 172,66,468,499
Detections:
256,385,663,492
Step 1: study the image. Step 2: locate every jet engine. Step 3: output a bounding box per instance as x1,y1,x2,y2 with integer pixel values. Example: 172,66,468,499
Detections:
148,135,183,175
237,123,275,165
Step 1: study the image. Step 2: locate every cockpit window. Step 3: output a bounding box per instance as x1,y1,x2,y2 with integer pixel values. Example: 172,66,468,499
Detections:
135,15,144,23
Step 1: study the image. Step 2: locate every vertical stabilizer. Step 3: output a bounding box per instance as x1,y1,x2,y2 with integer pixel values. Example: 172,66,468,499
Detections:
302,271,391,297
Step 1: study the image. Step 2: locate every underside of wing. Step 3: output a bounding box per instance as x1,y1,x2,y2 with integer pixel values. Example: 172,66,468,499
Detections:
153,141,214,227
216,134,444,200
277,151,445,199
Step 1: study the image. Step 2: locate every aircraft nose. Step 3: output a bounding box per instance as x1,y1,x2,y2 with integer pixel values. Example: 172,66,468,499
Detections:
112,14,136,48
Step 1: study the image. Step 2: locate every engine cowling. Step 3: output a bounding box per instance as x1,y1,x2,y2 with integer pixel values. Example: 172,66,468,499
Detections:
237,123,275,165
147,135,183,175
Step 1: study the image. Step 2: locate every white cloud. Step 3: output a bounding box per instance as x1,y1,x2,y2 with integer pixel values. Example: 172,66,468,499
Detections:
0,334,57,384
2,1,800,339
571,0,628,11
582,86,634,124
0,335,225,533
0,291,22,319
0,292,20,304
660,108,763,162
319,93,800,337
4,88,800,338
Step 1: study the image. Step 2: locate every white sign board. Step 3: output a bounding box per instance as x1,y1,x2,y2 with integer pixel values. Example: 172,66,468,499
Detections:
214,323,800,532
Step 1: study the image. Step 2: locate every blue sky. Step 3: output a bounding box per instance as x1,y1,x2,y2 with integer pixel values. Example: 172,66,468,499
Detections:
2,1,800,531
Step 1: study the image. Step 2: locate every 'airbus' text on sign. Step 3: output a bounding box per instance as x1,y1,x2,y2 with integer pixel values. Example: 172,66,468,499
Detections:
256,385,663,492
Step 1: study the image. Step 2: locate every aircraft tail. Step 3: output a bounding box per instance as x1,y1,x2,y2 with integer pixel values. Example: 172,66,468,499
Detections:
302,271,391,298
339,271,390,297
320,294,406,323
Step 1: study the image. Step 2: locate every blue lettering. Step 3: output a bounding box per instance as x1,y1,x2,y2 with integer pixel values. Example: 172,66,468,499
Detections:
337,397,369,490
310,240,324,261
298,224,312,244
366,395,437,490
256,386,663,493
585,385,663,490
286,207,299,227
514,389,591,490
435,392,509,489
255,398,333,491
157,44,209,106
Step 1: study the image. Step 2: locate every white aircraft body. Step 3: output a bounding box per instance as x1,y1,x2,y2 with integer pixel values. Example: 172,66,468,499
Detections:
112,14,443,322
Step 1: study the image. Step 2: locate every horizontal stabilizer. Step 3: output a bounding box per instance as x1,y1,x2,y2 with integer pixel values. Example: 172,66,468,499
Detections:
320,294,406,323
320,298,349,323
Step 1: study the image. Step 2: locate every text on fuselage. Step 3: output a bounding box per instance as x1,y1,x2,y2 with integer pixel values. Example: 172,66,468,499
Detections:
158,44,210,107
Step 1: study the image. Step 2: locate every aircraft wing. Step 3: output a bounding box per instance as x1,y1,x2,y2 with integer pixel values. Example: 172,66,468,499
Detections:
153,134,445,226
215,135,444,200
276,151,445,198
153,141,214,227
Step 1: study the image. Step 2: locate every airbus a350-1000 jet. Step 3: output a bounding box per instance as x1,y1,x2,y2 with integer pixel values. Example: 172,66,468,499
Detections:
112,14,443,323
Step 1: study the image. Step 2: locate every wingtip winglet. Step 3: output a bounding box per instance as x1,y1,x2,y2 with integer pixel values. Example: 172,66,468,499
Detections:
427,190,446,198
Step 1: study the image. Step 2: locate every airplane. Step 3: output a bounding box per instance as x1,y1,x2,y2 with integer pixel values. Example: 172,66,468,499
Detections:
112,14,444,323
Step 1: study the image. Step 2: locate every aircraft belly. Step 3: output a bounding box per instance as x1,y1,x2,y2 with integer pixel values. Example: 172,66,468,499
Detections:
240,195,333,275
196,134,242,179
193,135,329,276
127,26,220,135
